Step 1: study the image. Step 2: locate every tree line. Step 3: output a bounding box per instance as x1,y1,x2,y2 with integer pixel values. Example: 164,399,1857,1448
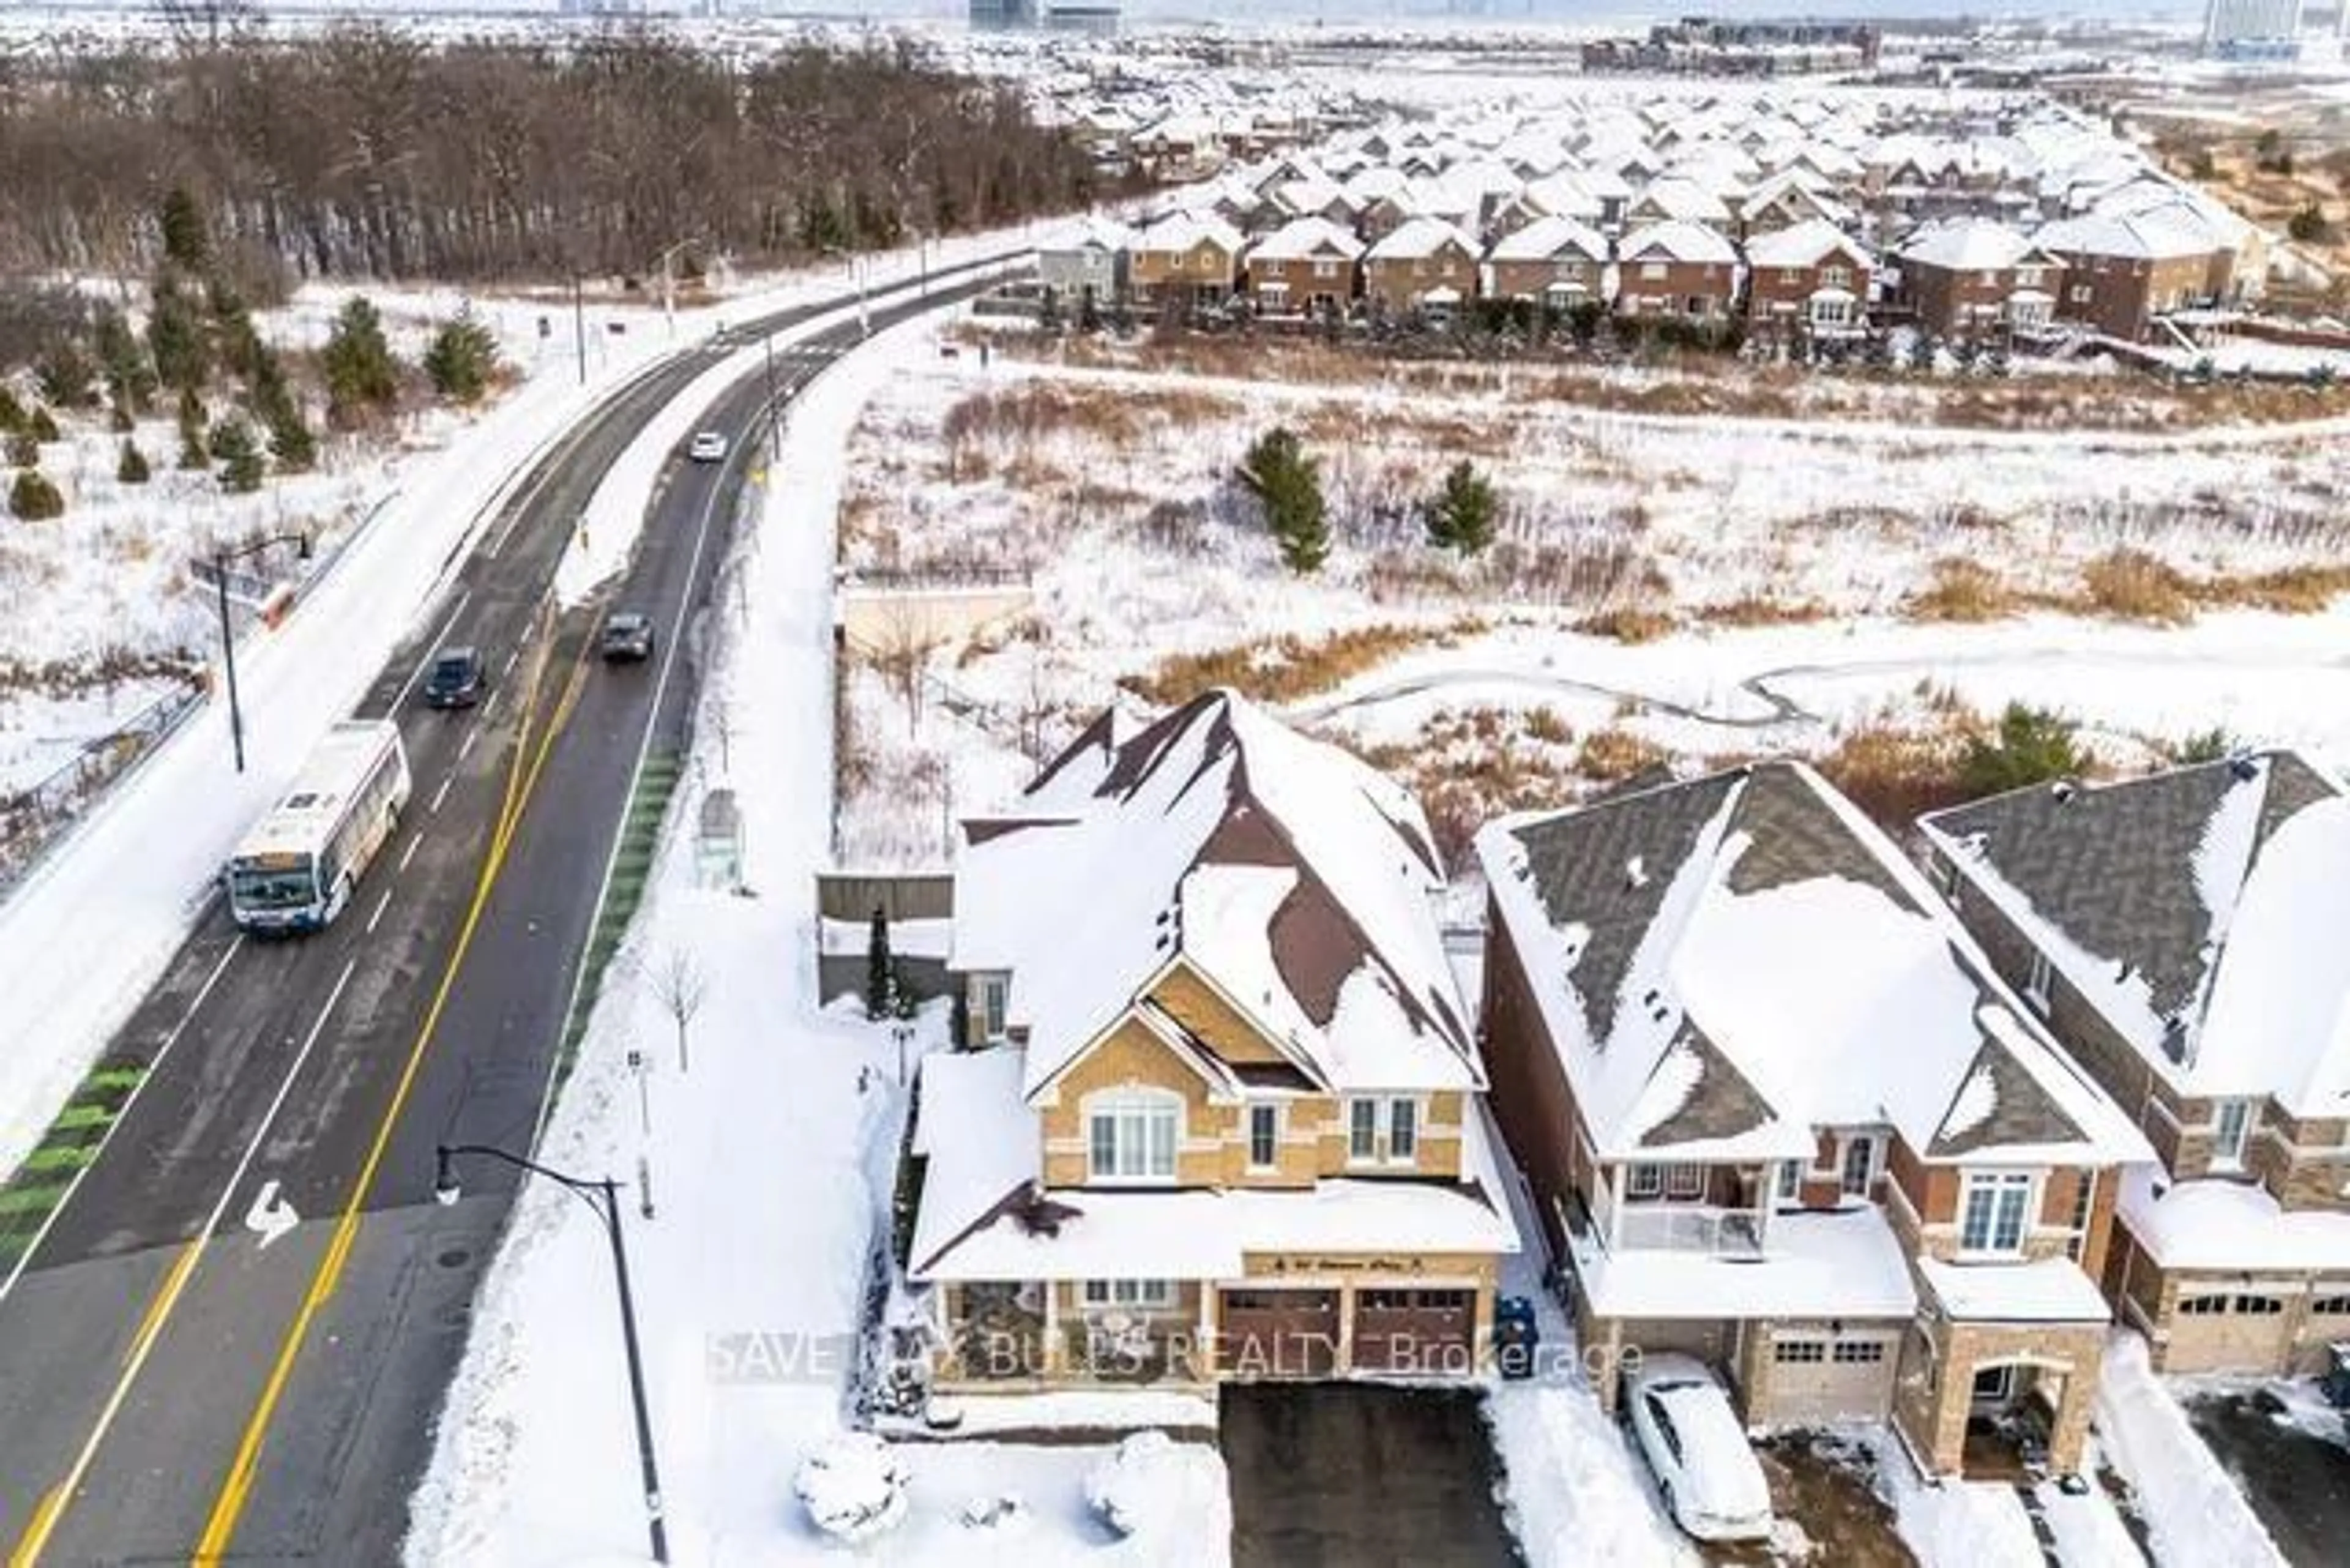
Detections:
0,24,1104,285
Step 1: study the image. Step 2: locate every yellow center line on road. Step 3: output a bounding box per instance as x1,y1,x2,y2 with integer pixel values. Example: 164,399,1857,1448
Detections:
192,607,595,1565
2,603,576,1568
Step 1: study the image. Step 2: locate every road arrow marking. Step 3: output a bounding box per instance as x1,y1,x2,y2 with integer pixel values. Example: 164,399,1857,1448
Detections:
244,1181,299,1249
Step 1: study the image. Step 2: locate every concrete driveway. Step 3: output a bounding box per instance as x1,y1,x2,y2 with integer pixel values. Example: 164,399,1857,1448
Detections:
1221,1383,1521,1568
2185,1386,2350,1567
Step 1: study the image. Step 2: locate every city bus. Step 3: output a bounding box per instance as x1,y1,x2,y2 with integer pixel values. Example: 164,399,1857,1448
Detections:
223,719,412,934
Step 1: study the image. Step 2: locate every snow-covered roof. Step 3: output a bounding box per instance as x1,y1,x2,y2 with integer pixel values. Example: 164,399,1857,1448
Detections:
1244,215,1365,265
909,1047,1043,1275
1742,217,1871,272
1488,214,1610,266
1923,752,2350,1121
1617,220,1738,269
1630,175,1734,227
2034,207,2221,264
1916,1257,2109,1323
955,692,1480,1104
1897,218,2053,274
1134,210,1244,257
1575,1207,1915,1320
1477,763,2148,1167
1365,215,1480,264
2118,1166,2350,1274
1044,215,1136,256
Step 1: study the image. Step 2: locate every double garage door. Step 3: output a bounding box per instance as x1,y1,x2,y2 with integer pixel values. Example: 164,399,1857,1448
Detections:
2162,1289,2294,1374
1218,1287,1477,1378
1764,1329,1898,1425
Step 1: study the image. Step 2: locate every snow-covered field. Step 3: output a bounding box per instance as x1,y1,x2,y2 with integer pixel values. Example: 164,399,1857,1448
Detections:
410,313,1231,1567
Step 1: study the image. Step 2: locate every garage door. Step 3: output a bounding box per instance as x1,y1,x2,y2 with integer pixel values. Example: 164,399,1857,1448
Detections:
1220,1288,1339,1378
2163,1290,2294,1374
1354,1288,1475,1376
1764,1331,1897,1425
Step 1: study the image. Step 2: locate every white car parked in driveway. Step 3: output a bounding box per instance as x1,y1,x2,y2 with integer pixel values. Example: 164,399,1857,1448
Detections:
1624,1353,1774,1543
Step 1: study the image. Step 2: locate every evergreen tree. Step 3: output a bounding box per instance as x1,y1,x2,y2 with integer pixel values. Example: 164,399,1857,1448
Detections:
1422,459,1499,556
118,438,151,485
160,185,209,272
423,308,501,404
1237,426,1329,575
252,352,315,471
321,296,401,424
10,469,64,521
210,416,265,493
865,907,893,1021
0,386,23,434
148,274,211,393
96,307,157,417
26,407,59,444
1959,704,2087,798
176,386,210,469
35,342,97,409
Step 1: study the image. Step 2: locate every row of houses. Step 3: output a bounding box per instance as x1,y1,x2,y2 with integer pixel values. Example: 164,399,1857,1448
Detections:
1038,88,2263,343
905,689,2350,1487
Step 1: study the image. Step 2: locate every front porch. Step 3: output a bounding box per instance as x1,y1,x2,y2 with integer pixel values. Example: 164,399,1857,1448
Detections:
934,1280,1212,1390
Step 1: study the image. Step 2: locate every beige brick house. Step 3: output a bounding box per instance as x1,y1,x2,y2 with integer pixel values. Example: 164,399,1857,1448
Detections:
1476,763,2149,1480
1128,211,1244,310
909,691,1516,1394
1362,215,1482,314
1486,214,1610,308
1921,752,2350,1375
1240,215,1363,315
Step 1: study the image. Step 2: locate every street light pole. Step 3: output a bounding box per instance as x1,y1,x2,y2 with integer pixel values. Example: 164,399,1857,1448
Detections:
573,272,588,387
762,335,783,457
209,531,312,774
435,1144,669,1565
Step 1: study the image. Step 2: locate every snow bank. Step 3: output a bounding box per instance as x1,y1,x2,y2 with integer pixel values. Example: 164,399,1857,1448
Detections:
2093,1332,2285,1568
796,1433,911,1544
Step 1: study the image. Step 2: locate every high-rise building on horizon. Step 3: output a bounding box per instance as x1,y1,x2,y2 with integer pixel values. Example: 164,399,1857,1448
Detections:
2203,0,2305,56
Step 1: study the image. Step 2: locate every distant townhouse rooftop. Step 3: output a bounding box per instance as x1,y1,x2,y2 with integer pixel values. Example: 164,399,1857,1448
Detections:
1742,215,1872,271
2034,207,2221,263
1476,761,2147,1168
1365,214,1481,263
1488,214,1610,265
1921,750,2350,1119
1617,218,1739,267
1896,217,2046,272
1245,214,1365,263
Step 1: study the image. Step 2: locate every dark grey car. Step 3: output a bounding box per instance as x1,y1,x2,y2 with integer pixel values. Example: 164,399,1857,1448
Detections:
599,611,655,663
423,646,485,707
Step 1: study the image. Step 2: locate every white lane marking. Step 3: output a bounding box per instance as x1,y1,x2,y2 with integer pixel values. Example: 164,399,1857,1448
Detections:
501,648,521,679
15,955,354,1535
429,775,454,816
242,1180,300,1249
0,933,247,1305
386,589,476,714
364,887,394,935
458,727,479,764
480,691,500,723
397,835,422,875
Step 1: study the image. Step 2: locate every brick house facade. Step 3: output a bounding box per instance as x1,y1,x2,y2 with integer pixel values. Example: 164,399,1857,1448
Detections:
1615,219,1740,319
1921,751,2350,1375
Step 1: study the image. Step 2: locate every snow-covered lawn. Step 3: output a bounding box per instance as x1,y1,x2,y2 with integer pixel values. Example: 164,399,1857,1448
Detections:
409,312,1231,1567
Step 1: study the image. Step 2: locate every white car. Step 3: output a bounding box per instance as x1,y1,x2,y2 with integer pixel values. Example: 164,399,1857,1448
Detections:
1623,1354,1774,1543
687,430,728,463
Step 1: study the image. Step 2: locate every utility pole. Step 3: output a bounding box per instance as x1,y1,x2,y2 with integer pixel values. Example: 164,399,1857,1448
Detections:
212,553,246,774
573,272,588,387
763,335,783,457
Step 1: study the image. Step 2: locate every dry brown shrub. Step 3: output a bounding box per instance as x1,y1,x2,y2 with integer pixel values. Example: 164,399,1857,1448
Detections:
1524,706,1573,745
1698,594,1829,628
1574,605,1678,644
1906,558,2016,624
1578,726,1670,781
2079,549,2195,625
1121,622,1449,707
2198,563,2350,614
1811,710,1975,829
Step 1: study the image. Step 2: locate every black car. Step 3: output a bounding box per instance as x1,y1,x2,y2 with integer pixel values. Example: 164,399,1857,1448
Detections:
600,611,655,663
423,646,485,708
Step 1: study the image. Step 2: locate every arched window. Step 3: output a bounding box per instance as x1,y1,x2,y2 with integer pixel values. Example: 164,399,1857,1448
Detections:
1085,1089,1182,1184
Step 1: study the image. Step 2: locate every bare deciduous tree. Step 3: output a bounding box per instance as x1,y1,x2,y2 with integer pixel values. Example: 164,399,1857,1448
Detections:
650,946,709,1075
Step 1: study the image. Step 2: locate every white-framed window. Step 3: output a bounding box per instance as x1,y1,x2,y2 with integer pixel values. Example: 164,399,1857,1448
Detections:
1776,1160,1800,1201
1665,1163,1705,1200
1822,264,1852,289
2065,1170,2096,1262
1639,261,1668,281
2025,951,2053,1013
1348,1097,1381,1162
1979,269,1998,287
1841,1135,1878,1197
1087,1090,1179,1184
978,974,1008,1040
2069,283,2094,304
2018,266,2045,288
1959,1171,2035,1257
1628,1162,1663,1198
1081,1279,1174,1309
2210,1099,2255,1173
1247,1103,1280,1171
1389,1099,1418,1164
1810,296,1854,327
1313,258,1338,280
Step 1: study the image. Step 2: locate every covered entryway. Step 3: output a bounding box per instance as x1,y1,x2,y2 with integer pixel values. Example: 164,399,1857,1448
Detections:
1762,1329,1897,1424
1219,1288,1338,1378
2162,1286,2295,1374
1353,1288,1475,1376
